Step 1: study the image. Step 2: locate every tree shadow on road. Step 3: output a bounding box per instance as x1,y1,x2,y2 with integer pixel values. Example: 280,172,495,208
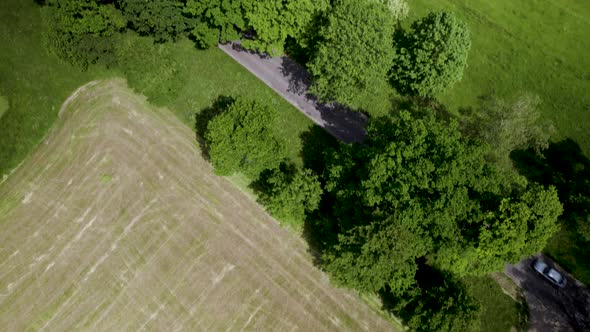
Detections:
279,56,368,143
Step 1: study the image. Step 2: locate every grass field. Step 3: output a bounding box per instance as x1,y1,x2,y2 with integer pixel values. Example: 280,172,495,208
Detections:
409,0,590,154
0,80,393,331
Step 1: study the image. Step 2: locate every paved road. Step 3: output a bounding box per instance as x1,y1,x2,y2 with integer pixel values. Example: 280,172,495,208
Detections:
505,254,590,331
219,42,367,143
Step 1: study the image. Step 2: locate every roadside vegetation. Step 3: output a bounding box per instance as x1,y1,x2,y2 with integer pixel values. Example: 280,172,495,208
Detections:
2,0,588,330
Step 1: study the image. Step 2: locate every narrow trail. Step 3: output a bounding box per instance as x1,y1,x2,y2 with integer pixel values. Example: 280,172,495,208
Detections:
218,42,367,143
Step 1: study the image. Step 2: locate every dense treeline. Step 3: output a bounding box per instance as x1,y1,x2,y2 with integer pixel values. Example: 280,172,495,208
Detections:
40,0,565,330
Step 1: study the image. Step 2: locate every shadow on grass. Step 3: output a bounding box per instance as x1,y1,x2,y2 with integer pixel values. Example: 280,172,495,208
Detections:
194,95,235,161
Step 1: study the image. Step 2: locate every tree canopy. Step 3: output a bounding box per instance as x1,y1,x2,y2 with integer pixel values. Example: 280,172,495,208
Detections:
117,0,193,42
460,94,553,169
257,164,323,227
41,0,126,68
184,0,245,48
390,11,471,97
320,107,562,294
204,97,287,178
241,0,328,56
307,0,396,106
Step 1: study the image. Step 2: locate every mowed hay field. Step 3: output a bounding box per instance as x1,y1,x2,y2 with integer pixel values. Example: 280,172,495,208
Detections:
0,80,393,331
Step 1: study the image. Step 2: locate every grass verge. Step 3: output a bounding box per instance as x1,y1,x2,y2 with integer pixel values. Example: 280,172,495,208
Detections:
464,275,529,332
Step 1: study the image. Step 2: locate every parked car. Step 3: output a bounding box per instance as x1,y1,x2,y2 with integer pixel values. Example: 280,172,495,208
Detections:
533,259,567,288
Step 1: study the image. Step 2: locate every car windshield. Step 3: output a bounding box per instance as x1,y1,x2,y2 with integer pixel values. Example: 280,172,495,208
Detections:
548,269,562,282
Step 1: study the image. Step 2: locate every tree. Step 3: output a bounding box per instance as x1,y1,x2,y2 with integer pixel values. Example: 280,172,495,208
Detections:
435,184,562,276
117,0,192,42
390,11,471,97
241,0,329,56
258,164,323,227
41,0,126,68
184,0,246,48
307,0,396,106
460,94,553,169
204,97,287,178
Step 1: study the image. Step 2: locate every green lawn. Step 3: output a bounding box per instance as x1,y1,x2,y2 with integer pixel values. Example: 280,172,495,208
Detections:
464,275,528,332
409,0,590,154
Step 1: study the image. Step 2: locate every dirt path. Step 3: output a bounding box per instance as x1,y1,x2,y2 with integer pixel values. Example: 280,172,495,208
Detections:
505,254,590,331
218,42,367,143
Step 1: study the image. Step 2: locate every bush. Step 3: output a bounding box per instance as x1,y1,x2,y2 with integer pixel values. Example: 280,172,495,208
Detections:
257,164,323,228
41,0,126,69
204,97,287,178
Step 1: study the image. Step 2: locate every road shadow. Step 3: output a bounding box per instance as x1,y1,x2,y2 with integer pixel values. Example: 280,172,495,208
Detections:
228,41,270,60
194,95,235,161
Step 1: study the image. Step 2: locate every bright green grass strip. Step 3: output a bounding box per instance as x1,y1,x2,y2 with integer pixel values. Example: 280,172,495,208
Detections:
464,276,528,332
409,0,590,154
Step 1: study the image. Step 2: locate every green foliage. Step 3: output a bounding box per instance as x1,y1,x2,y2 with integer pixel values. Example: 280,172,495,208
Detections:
512,139,590,284
205,97,287,178
184,0,245,48
385,266,481,332
117,0,192,42
323,206,432,294
241,0,328,56
391,11,471,97
436,184,562,276
115,33,189,105
460,94,552,169
308,0,395,105
258,164,322,227
320,106,562,298
41,0,126,68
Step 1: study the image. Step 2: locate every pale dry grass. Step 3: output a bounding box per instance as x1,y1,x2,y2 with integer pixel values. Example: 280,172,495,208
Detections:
0,79,394,331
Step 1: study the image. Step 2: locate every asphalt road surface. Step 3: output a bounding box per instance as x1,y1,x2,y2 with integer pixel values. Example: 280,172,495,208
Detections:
219,42,367,143
506,254,590,331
